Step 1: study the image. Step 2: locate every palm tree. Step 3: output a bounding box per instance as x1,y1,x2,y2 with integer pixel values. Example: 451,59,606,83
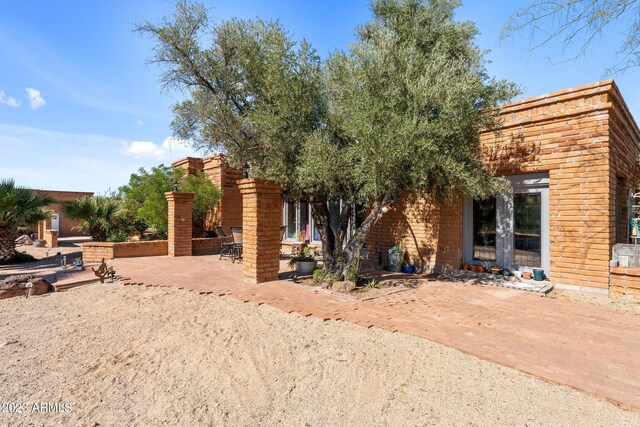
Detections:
63,197,122,241
0,179,53,262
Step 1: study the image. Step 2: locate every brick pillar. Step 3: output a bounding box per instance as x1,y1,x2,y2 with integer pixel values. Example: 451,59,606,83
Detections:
238,178,282,283
44,229,58,247
38,218,51,239
165,192,195,257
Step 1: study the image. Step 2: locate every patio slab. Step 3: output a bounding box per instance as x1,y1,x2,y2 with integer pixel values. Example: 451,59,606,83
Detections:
84,255,640,411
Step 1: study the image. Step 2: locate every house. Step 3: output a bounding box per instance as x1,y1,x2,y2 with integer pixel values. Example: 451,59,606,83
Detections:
174,80,640,295
28,189,94,238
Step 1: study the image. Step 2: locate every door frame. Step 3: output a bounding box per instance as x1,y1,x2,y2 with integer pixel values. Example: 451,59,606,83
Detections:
463,173,550,276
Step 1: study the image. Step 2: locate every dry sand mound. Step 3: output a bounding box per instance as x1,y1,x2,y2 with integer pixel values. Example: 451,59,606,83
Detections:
1,283,638,426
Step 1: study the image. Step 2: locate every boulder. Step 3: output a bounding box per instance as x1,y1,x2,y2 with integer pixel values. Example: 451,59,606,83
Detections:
15,235,33,245
0,275,51,299
33,239,46,247
331,281,356,293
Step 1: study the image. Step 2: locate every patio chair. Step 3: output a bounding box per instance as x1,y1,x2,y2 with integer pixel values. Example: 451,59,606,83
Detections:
230,227,243,263
214,226,234,260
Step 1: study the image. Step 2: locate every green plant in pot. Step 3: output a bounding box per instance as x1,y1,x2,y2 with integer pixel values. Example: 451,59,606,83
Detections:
289,247,317,275
73,257,83,268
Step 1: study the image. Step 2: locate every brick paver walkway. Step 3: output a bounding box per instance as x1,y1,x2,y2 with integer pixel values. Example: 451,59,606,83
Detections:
108,255,640,411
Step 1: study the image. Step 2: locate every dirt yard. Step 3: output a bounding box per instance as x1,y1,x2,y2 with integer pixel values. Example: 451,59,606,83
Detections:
1,283,638,426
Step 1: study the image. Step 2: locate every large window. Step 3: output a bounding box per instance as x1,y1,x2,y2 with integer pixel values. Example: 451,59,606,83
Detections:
283,198,344,243
283,199,320,242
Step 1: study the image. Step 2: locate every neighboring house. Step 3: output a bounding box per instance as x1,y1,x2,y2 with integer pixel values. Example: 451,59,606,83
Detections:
174,80,640,294
28,189,94,238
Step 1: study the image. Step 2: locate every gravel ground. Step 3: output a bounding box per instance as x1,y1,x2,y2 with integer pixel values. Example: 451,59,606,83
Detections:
1,282,638,426
548,288,640,313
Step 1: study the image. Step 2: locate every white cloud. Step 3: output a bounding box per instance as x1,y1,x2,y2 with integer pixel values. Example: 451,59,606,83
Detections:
0,90,20,107
25,87,46,109
136,120,144,126
121,140,166,159
120,137,199,160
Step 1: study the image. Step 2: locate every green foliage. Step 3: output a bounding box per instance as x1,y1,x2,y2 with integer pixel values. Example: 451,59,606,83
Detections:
0,179,53,263
288,246,316,268
366,278,380,289
312,268,327,283
312,268,339,285
181,172,223,228
345,256,361,282
107,230,130,242
63,196,122,242
119,165,222,236
140,0,519,274
0,179,53,229
119,165,180,237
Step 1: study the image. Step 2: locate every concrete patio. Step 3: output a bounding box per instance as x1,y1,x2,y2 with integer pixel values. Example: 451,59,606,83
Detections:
100,254,640,412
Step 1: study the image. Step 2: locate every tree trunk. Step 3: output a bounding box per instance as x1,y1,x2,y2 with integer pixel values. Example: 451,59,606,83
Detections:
0,225,17,263
313,198,387,281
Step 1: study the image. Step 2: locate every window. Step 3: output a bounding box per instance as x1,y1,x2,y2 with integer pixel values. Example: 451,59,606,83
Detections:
283,199,320,242
283,198,344,244
472,198,496,262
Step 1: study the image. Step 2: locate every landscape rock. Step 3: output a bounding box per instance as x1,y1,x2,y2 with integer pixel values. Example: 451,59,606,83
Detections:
331,281,356,293
0,275,51,299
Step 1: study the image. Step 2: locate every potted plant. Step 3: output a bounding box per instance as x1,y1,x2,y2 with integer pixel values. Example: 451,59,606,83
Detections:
490,264,501,275
387,245,405,272
402,264,415,274
288,247,317,275
73,257,84,268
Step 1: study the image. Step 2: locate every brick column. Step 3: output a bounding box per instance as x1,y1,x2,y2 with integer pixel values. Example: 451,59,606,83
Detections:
238,179,282,283
38,218,51,239
165,192,195,257
44,229,58,247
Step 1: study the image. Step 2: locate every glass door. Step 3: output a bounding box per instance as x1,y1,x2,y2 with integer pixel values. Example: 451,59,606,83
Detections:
513,192,542,270
463,173,550,276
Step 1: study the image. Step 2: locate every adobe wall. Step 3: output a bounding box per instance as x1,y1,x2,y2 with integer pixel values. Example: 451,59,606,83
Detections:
367,80,640,291
172,155,243,234
30,189,94,237
81,238,220,263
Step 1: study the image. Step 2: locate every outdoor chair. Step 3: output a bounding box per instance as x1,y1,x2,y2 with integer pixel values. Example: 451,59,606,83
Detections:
230,227,243,263
214,226,234,260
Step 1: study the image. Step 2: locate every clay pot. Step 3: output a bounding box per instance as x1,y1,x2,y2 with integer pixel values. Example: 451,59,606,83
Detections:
462,264,470,271
471,265,485,273
521,271,533,280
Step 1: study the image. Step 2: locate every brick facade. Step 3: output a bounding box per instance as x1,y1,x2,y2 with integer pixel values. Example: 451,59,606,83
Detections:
43,229,58,248
82,240,169,263
175,80,640,293
166,192,195,257
81,238,220,263
30,190,94,238
172,155,243,235
366,80,640,292
238,179,283,283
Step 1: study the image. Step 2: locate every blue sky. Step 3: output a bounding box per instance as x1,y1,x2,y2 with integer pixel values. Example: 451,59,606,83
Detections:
1,0,638,193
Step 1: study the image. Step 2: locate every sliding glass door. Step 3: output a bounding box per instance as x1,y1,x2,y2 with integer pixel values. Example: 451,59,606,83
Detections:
463,174,549,276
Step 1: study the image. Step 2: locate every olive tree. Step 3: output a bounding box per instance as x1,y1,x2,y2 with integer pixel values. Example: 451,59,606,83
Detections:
139,0,517,280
